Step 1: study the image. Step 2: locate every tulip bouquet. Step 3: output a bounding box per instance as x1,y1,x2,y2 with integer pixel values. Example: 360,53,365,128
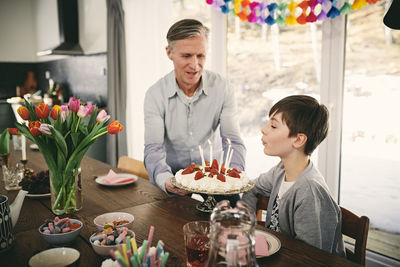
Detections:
14,97,123,215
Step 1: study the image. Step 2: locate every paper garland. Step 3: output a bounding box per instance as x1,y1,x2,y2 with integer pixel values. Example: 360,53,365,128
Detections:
205,0,381,26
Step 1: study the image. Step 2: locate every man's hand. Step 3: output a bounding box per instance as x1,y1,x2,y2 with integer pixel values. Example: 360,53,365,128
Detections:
165,177,191,196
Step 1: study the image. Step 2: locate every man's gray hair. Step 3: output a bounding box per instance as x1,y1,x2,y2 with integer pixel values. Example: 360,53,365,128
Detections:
166,19,209,48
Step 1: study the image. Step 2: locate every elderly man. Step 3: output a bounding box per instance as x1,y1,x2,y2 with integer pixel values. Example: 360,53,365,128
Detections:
144,19,246,204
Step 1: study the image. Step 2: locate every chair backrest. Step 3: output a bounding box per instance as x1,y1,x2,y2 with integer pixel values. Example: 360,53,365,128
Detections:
256,197,369,265
340,206,370,265
256,195,270,225
117,156,149,180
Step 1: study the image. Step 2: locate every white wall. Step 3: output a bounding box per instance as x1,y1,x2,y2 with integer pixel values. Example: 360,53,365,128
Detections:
0,0,37,62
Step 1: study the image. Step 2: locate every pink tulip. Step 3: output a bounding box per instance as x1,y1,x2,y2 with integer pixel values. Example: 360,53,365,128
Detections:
39,123,52,135
96,110,111,123
86,104,95,115
77,105,88,118
68,97,80,112
60,105,69,123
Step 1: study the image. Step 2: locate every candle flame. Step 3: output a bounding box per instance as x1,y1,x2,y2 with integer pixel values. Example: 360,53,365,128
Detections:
227,138,231,145
208,139,212,145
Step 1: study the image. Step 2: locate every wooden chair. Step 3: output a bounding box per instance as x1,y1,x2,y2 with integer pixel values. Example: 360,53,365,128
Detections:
117,156,149,180
256,197,369,265
340,206,369,265
256,195,270,225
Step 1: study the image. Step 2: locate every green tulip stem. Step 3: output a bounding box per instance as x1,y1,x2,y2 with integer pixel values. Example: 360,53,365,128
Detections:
90,129,108,141
75,117,81,132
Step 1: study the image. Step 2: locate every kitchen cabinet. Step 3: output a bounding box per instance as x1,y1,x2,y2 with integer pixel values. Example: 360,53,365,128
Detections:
0,0,107,63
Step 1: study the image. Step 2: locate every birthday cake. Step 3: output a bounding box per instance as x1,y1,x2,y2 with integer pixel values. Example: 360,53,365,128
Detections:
174,159,250,193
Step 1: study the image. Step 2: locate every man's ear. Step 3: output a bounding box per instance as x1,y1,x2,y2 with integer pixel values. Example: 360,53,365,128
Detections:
293,133,307,149
166,46,172,60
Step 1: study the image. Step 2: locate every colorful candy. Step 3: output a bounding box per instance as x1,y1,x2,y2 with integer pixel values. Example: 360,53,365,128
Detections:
104,225,169,267
90,227,133,247
40,216,80,235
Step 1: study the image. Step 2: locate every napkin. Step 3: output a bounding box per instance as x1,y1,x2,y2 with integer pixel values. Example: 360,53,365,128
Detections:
255,233,269,257
102,170,135,184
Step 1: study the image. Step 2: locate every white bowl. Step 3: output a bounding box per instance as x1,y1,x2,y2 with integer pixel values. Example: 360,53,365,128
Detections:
89,229,135,257
93,212,134,231
29,247,80,267
39,219,82,247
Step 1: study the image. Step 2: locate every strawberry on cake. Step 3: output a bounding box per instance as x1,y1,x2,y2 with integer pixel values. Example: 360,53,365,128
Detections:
174,159,249,193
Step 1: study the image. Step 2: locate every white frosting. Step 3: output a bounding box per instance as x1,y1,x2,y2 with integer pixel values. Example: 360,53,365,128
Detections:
175,168,248,193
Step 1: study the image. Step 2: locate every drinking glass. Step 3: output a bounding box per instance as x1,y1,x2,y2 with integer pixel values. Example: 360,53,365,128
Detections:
183,221,211,267
3,163,24,190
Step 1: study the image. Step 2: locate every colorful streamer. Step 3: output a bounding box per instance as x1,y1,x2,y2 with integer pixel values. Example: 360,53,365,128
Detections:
205,0,381,26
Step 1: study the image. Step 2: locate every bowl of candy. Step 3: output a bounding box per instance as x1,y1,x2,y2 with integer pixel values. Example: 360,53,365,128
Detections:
90,226,135,257
93,212,134,231
39,217,82,247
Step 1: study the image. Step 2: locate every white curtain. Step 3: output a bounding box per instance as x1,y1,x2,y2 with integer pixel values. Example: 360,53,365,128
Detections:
123,0,173,160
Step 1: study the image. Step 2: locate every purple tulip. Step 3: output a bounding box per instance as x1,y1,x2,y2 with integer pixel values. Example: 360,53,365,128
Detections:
39,123,52,135
60,105,69,123
68,97,80,113
96,110,111,123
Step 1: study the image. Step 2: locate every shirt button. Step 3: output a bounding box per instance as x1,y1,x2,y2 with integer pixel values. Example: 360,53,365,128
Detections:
189,131,193,136
191,149,194,152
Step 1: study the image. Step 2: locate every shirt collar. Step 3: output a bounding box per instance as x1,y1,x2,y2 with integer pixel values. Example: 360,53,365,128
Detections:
166,70,209,98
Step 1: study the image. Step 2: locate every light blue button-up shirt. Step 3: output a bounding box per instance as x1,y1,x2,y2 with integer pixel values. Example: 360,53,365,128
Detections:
144,70,246,193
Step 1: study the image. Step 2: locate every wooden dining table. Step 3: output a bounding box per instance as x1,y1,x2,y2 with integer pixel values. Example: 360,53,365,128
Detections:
0,146,361,267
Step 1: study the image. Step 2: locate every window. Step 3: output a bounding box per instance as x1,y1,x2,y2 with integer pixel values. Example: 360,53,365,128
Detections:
340,3,400,260
227,18,322,178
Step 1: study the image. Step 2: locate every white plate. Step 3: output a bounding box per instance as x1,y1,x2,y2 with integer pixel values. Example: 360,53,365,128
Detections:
29,247,80,267
255,230,281,257
30,143,39,150
95,173,138,187
26,193,51,198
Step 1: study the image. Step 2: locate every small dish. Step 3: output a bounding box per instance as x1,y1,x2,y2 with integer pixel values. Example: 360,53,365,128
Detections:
90,229,135,257
39,219,82,247
30,143,39,150
29,247,80,267
255,230,281,257
95,173,138,187
93,212,134,231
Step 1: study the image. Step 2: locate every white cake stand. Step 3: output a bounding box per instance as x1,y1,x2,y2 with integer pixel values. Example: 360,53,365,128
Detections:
171,178,254,213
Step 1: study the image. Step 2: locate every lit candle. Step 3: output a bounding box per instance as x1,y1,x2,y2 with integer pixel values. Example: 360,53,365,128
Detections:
208,139,212,166
226,149,234,170
225,138,231,167
218,152,223,172
198,145,206,169
21,135,26,160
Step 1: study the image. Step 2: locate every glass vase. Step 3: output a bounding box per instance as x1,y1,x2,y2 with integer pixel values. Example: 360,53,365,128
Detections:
50,167,82,215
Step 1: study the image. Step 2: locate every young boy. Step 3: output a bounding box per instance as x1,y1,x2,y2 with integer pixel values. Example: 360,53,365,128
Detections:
242,95,346,257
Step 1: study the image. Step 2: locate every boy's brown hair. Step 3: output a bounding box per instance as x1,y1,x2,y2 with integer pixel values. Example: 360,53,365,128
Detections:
269,95,329,155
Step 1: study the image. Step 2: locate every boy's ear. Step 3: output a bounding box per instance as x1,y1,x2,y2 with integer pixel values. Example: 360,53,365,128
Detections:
293,133,307,149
